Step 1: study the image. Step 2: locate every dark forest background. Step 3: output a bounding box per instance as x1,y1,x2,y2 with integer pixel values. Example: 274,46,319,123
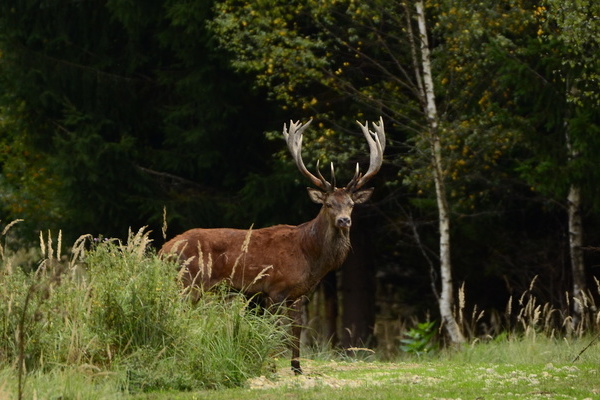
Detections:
1,0,599,348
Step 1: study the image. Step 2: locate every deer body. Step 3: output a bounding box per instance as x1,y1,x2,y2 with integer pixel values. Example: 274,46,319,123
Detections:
161,205,351,302
161,118,385,374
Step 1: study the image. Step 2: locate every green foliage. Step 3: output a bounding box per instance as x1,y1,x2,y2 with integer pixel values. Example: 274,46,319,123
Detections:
433,0,600,208
211,0,420,158
85,231,184,353
0,0,281,241
0,105,64,237
0,223,289,394
537,0,600,106
399,321,438,356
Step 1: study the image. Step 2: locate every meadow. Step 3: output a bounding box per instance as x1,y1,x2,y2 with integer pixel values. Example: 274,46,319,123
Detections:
0,221,598,399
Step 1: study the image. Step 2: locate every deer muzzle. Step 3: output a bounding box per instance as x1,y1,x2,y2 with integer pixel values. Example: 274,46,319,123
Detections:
336,216,352,228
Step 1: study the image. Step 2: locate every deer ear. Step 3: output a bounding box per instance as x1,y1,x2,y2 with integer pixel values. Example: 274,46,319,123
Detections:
307,187,326,204
351,188,374,204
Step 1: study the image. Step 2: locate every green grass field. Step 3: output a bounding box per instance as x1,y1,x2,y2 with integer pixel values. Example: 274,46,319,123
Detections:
3,336,597,399
126,338,600,400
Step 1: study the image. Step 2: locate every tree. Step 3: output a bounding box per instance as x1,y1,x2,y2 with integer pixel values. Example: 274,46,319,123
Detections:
536,0,600,322
414,0,465,344
0,0,281,242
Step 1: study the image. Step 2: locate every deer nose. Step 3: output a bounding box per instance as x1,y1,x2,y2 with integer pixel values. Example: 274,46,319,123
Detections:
336,217,351,228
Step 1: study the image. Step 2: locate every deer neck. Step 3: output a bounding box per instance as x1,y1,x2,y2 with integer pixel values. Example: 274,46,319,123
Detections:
301,208,351,280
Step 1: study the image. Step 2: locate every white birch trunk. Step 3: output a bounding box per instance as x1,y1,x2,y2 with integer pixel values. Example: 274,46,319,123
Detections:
568,185,585,309
565,125,586,325
415,0,465,344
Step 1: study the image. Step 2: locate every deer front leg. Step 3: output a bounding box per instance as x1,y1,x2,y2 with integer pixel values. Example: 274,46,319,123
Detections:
289,298,304,375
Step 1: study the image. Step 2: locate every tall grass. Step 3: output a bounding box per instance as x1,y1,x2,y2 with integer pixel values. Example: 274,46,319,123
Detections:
454,276,600,341
377,276,600,360
0,222,289,398
412,280,599,363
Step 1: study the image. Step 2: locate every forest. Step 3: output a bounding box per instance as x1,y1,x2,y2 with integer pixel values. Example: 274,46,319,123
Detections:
0,0,599,349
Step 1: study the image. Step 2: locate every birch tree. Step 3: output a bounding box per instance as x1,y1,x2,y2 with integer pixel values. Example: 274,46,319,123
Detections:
414,0,465,344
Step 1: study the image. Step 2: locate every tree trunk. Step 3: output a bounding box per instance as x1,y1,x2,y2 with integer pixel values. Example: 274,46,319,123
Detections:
565,124,586,325
568,185,585,313
415,0,465,344
340,217,376,349
322,271,339,345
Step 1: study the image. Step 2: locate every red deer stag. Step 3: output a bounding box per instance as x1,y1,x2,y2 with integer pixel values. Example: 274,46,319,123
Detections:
160,117,385,374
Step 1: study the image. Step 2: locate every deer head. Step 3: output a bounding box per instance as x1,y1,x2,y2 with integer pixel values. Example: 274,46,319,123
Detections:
283,118,385,230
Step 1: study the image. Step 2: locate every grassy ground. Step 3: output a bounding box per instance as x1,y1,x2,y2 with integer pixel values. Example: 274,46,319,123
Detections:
129,359,599,400
2,335,598,399
3,355,597,400
130,338,600,400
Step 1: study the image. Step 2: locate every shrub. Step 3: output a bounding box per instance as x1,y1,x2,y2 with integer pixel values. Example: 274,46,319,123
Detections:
0,223,290,396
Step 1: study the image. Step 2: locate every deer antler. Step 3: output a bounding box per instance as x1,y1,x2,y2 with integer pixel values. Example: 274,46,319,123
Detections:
346,117,386,191
283,119,334,192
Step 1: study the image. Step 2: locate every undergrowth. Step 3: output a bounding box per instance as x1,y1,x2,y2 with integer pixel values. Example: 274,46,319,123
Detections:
0,222,289,398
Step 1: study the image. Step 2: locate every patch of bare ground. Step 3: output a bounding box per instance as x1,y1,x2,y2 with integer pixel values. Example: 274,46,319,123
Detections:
247,361,439,389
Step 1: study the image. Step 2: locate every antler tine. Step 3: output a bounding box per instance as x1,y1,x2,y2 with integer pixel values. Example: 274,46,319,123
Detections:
347,117,385,191
330,162,336,189
314,159,329,189
283,119,332,191
373,116,386,153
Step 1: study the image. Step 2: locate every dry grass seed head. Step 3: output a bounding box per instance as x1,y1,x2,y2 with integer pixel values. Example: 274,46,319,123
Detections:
123,226,152,259
38,230,61,272
542,303,555,331
39,231,47,258
562,315,573,329
195,241,212,282
170,239,189,256
528,275,539,291
179,255,199,290
0,219,23,264
458,282,466,326
70,234,92,269
506,295,513,317
1,219,23,236
250,265,273,287
473,306,484,325
231,227,253,282
532,304,541,327
57,230,62,261
162,206,168,241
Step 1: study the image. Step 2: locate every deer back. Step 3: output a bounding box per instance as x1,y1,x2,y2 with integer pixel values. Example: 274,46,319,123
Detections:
160,214,349,302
